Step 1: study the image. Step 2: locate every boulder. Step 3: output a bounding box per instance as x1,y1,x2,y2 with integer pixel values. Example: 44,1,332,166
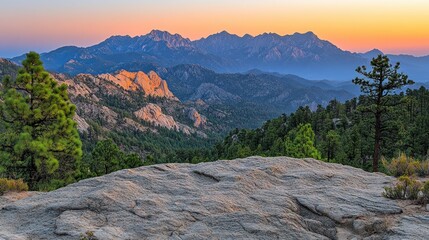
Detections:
0,157,427,239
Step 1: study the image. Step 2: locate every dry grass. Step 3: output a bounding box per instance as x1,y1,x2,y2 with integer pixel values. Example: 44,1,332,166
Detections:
382,153,429,177
0,178,29,195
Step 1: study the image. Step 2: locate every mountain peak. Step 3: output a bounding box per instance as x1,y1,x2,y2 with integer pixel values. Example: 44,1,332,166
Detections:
148,29,170,37
303,31,316,36
146,30,192,48
285,31,334,50
291,31,318,38
360,48,384,59
147,30,187,39
106,35,132,40
257,32,281,39
218,30,232,35
205,30,240,40
99,35,134,46
365,48,384,55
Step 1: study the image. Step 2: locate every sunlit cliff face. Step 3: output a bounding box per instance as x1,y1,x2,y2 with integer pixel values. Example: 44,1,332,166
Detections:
99,70,177,100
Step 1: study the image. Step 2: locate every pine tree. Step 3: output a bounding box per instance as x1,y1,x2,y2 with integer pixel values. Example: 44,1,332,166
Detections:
324,130,340,162
86,139,143,176
89,139,122,175
0,52,82,189
353,55,414,172
285,123,321,159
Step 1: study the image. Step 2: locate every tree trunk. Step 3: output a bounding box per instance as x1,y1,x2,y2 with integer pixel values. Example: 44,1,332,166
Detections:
29,155,38,190
373,112,381,172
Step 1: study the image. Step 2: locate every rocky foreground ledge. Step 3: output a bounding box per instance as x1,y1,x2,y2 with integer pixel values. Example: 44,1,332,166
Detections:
0,157,428,239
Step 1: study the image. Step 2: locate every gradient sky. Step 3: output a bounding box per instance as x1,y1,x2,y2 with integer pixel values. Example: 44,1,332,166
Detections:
1,0,429,57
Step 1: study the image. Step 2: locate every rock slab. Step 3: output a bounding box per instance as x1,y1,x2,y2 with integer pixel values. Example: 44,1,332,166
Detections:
0,157,427,239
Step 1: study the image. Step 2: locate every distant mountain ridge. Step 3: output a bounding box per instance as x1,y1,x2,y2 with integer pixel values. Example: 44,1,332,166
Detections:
159,64,355,115
10,30,429,81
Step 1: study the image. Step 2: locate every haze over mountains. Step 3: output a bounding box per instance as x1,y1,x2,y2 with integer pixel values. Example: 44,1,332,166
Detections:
159,64,354,113
3,30,429,147
10,30,429,82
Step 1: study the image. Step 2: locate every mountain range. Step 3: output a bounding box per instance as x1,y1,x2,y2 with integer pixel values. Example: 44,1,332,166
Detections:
10,30,429,82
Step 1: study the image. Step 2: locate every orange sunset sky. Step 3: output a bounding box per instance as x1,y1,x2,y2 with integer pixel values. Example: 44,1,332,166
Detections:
1,0,428,57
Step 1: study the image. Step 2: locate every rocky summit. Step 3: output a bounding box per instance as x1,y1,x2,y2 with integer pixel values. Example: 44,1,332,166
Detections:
99,70,178,100
0,157,428,239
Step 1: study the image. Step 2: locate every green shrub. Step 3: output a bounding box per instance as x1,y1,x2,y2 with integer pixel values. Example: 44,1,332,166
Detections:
383,183,405,199
383,176,422,200
0,178,29,195
416,160,429,177
420,181,429,204
406,178,423,200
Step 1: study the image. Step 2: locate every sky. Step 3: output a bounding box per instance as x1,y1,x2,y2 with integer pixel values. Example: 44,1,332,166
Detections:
1,0,429,58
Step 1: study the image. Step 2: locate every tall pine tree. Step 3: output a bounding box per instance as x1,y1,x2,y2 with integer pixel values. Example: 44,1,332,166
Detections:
0,52,82,189
353,55,413,172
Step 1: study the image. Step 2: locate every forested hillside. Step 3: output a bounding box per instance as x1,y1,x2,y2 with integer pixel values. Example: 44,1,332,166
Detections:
214,87,429,171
